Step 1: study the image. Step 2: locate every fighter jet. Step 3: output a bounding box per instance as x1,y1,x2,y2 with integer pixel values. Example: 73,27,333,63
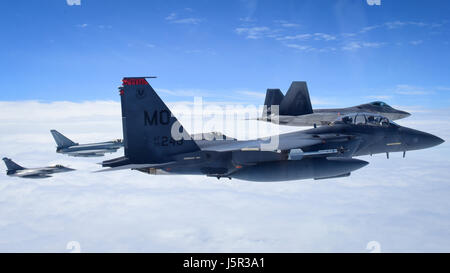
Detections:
294,112,444,159
261,81,411,126
2,158,74,179
50,130,123,157
97,77,443,182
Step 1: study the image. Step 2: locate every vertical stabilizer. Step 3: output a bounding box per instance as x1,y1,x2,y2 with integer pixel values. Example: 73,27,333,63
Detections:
279,81,313,116
50,130,77,148
2,157,25,171
263,88,284,117
120,77,200,164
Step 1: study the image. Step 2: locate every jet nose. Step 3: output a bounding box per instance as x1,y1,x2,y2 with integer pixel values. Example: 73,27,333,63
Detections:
398,110,411,119
431,135,445,146
403,129,445,150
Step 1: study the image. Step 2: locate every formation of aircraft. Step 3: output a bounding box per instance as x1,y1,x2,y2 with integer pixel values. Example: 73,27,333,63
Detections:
2,77,444,181
97,77,443,182
2,158,74,179
50,130,123,157
260,81,411,126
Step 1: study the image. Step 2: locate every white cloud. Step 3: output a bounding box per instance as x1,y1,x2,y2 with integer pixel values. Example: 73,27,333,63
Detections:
235,26,271,39
281,23,300,28
285,44,313,51
235,19,443,53
384,21,428,29
277,33,336,41
0,100,449,252
239,17,256,23
274,20,300,28
395,84,430,95
172,18,202,25
76,23,88,28
364,95,393,100
342,41,386,51
277,34,312,41
410,40,423,46
165,13,177,21
436,86,450,91
66,0,80,6
237,91,266,98
165,12,202,25
313,33,336,41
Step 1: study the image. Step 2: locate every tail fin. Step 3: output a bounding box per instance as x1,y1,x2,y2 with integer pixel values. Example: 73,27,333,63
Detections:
279,81,313,116
262,88,284,117
2,157,25,171
50,130,77,148
119,77,200,163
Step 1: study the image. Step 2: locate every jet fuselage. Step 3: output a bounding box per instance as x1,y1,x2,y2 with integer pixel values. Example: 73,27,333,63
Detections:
270,104,411,126
57,141,123,157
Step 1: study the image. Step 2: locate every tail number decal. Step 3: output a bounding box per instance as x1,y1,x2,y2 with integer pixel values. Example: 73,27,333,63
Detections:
154,136,183,146
144,110,171,126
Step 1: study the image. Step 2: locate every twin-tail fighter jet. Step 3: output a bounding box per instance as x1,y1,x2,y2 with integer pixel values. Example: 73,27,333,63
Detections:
2,157,74,179
98,77,443,181
260,81,411,126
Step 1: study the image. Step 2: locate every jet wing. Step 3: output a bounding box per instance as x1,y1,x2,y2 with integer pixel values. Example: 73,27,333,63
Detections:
201,132,323,152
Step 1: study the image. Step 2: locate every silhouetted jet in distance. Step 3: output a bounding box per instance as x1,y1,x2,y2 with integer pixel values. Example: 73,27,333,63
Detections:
97,77,442,182
2,158,74,179
261,81,411,126
50,130,123,157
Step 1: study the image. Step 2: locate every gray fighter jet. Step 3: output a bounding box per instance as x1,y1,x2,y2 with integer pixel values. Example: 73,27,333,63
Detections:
98,77,443,182
2,158,74,179
261,81,411,126
50,130,123,157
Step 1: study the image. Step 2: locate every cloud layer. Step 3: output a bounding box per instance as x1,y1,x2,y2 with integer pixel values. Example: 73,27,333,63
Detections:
0,101,449,252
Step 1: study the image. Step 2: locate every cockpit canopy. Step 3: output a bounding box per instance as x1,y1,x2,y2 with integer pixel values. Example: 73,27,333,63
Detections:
334,113,398,127
369,101,390,107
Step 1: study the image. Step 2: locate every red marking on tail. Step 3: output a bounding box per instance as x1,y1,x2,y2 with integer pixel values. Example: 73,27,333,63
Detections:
122,78,149,86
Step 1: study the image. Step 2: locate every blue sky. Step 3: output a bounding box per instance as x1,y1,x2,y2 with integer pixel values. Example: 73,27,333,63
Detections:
1,0,449,108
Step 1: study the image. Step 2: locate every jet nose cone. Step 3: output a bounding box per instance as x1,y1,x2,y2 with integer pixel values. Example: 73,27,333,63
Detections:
399,110,411,118
431,135,445,146
392,109,411,119
404,129,445,150
418,133,444,149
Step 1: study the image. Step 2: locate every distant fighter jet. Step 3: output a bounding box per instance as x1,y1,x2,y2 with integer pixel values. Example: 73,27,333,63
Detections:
260,81,411,126
97,77,443,182
2,158,74,179
50,130,123,157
